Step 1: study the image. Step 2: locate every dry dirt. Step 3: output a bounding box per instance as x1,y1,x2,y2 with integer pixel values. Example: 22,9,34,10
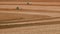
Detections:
0,1,60,34
0,13,50,20
0,12,51,24
0,2,60,6
0,0,60,2
0,21,60,34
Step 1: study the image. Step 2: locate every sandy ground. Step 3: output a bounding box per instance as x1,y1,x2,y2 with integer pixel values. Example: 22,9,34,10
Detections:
0,0,60,2
0,10,60,17
0,24,60,34
0,13,50,21
0,2,60,6
0,5,60,11
0,2,60,34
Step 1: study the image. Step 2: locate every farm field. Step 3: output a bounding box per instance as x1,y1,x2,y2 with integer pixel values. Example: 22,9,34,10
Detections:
0,0,60,2
0,1,60,34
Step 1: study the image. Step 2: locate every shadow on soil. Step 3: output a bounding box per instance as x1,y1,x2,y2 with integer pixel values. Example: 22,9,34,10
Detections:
0,21,60,29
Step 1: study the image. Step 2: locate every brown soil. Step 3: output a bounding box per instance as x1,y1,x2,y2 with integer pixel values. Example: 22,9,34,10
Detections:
0,9,59,13
0,0,60,2
0,4,59,6
0,13,50,21
0,21,60,29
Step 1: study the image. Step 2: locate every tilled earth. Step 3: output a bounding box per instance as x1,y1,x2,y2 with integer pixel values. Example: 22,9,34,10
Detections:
0,1,60,34
0,0,60,2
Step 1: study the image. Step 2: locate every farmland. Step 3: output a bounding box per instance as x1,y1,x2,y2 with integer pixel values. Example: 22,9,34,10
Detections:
0,1,60,34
